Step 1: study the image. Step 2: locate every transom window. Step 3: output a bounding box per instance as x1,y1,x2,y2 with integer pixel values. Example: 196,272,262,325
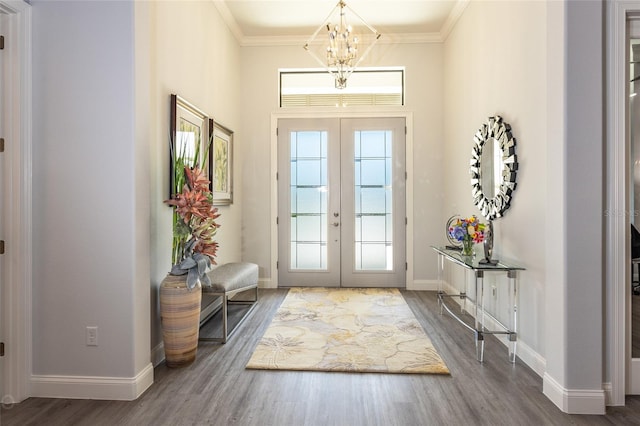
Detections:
279,68,404,108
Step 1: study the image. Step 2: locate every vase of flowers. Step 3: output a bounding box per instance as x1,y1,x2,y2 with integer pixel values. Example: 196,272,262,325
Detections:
161,166,220,368
448,215,486,257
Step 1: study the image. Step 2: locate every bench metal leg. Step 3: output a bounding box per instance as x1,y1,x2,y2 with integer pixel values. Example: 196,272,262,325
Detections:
221,294,228,343
199,286,258,344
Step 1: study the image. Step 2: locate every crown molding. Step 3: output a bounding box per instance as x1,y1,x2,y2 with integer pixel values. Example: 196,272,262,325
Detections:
240,32,443,47
212,0,244,44
440,0,470,42
381,33,444,45
214,0,469,47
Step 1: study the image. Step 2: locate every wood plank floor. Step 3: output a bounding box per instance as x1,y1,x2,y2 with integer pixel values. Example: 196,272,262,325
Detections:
2,289,640,426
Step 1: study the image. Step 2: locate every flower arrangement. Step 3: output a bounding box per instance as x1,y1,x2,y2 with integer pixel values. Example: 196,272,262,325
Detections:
165,166,220,290
448,215,486,255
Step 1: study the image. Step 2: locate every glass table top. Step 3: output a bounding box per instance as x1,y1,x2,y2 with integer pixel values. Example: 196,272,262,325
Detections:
431,246,525,271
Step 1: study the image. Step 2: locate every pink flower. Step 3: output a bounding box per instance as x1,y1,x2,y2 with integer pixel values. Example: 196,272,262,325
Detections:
472,232,484,243
165,165,221,269
185,167,210,192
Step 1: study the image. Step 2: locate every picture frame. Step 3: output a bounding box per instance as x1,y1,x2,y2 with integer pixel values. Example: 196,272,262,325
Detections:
210,121,234,205
169,94,211,199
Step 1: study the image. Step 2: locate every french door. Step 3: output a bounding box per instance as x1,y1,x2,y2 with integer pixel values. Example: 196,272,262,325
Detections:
277,117,406,288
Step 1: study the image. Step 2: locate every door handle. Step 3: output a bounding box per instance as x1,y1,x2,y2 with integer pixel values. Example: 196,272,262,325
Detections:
332,222,340,227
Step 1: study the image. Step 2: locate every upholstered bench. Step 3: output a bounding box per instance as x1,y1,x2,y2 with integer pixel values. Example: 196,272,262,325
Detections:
199,262,259,343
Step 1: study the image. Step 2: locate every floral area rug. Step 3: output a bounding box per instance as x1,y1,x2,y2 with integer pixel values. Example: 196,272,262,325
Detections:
246,287,450,375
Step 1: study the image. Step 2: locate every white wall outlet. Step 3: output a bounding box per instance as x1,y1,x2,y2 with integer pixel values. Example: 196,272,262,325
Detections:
86,326,98,346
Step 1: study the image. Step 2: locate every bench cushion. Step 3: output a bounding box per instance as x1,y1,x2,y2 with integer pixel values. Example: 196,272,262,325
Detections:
204,262,258,293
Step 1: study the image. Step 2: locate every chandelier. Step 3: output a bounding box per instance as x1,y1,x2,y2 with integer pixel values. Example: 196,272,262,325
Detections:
304,0,381,89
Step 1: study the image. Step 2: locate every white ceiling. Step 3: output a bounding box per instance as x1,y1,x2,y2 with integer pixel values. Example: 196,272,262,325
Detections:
213,0,468,45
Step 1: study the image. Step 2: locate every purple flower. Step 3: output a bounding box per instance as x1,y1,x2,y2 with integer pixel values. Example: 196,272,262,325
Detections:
451,227,466,241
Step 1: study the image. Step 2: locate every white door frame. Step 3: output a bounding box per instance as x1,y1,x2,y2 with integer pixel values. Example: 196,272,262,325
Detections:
0,0,32,405
607,0,640,406
270,111,413,289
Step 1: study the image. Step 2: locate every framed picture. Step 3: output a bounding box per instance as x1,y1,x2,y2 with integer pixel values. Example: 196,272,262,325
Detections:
169,94,211,198
210,121,233,205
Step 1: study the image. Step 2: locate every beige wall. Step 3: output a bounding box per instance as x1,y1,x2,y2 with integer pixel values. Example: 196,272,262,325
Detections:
443,1,547,362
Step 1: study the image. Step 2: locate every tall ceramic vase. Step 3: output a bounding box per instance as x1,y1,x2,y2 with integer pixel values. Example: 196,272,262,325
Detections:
160,274,202,368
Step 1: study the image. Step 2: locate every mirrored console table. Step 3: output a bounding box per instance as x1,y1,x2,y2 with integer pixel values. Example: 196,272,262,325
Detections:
431,246,525,363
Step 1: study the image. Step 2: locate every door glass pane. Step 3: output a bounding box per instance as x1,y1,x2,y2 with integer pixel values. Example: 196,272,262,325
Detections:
354,130,393,270
290,131,327,270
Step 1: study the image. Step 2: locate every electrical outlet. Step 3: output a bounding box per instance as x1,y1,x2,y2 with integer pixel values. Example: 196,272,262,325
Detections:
86,326,98,346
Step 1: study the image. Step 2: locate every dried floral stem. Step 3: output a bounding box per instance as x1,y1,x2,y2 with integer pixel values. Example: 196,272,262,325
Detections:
167,132,218,289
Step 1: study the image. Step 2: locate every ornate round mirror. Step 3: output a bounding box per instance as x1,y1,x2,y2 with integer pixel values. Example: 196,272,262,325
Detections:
470,115,518,220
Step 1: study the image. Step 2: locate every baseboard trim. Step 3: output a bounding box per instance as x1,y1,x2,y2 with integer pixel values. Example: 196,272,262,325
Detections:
408,279,438,291
30,363,154,401
603,382,614,407
543,372,606,415
259,277,276,288
151,342,165,367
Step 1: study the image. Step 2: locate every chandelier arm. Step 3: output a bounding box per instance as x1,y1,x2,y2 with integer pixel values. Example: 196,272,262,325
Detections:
306,46,334,70
352,36,380,69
